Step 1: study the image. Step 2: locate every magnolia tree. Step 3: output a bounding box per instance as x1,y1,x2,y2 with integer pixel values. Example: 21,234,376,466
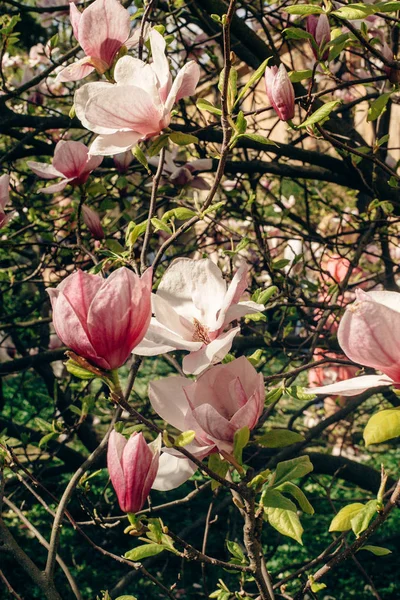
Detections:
1,0,400,599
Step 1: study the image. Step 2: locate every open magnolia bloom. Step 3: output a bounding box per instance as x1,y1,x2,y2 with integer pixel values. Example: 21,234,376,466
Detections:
150,357,264,491
57,0,140,82
74,29,200,156
306,289,399,397
134,258,265,375
27,140,103,194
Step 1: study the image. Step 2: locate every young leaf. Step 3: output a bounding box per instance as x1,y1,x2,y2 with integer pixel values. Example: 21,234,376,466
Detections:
148,133,169,157
174,430,196,447
235,57,272,105
264,506,304,544
299,101,341,128
261,489,297,512
125,544,165,561
284,28,313,41
208,453,229,490
289,69,314,82
285,5,324,15
331,4,376,20
359,545,392,556
272,455,314,487
233,426,250,464
364,409,400,446
351,500,378,537
151,217,172,235
329,503,364,532
169,132,199,146
367,92,393,122
276,482,314,515
196,98,222,116
226,540,245,562
257,429,304,448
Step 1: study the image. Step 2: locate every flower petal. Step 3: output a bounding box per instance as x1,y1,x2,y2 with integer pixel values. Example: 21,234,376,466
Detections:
305,374,393,397
148,375,190,431
89,131,142,156
0,174,10,211
164,61,200,114
74,81,115,134
79,0,130,65
182,327,240,375
56,58,95,83
152,453,197,491
52,140,89,179
27,161,64,180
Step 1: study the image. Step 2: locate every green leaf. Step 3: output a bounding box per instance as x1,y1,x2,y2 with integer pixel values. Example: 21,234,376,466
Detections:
299,101,341,128
364,409,400,446
226,540,245,562
233,426,250,464
332,4,376,20
276,482,314,515
253,285,278,304
351,500,378,536
39,432,59,448
169,132,199,146
285,4,324,15
375,1,400,12
208,453,229,490
284,27,313,41
151,217,172,234
261,489,297,512
237,133,277,147
65,360,95,380
272,456,314,487
235,57,272,105
106,239,125,255
125,220,147,246
163,207,197,221
202,201,224,216
367,92,393,122
264,506,304,544
285,386,316,401
257,429,305,448
289,69,314,82
148,133,169,157
115,596,138,600
264,387,284,405
329,503,365,532
125,544,165,561
132,146,150,173
174,430,196,447
359,545,392,556
235,111,247,134
310,581,327,593
271,258,291,270
196,98,222,116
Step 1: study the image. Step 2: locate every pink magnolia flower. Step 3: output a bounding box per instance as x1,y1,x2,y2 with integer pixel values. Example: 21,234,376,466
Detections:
113,150,134,174
57,0,140,82
0,175,12,229
307,289,399,397
107,430,161,513
134,258,265,375
81,204,105,240
74,29,201,156
149,357,264,490
306,14,331,60
264,64,295,122
47,267,152,371
27,141,103,194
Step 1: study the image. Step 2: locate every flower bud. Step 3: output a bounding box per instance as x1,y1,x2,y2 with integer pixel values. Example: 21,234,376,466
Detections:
82,204,105,240
306,14,331,60
107,431,161,513
264,65,295,122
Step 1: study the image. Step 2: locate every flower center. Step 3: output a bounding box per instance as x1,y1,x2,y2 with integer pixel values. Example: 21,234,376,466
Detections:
192,318,211,344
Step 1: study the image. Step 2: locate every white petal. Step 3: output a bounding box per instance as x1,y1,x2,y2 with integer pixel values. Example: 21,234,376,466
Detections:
307,374,393,397
151,453,197,491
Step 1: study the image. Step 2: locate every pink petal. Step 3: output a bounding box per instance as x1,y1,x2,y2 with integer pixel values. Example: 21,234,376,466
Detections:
223,300,265,326
152,453,197,491
79,0,130,65
27,161,64,179
121,432,155,512
152,293,194,339
86,267,152,369
305,374,393,397
85,85,164,136
69,2,81,40
0,174,10,210
107,430,127,509
215,262,249,329
56,58,95,83
37,179,73,194
182,327,240,375
53,140,89,178
89,131,142,156
134,319,202,356
148,375,190,431
149,30,172,102
164,61,200,114
188,403,237,450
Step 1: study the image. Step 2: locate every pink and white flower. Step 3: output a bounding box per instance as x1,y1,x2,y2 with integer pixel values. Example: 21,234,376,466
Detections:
134,258,265,375
264,64,295,122
150,357,264,490
57,0,140,82
74,29,200,156
27,140,103,194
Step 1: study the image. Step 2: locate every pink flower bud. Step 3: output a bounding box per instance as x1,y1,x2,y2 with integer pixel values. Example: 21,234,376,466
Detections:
306,14,331,60
113,150,134,174
47,267,152,371
338,289,400,383
264,64,295,122
107,430,161,513
81,204,105,240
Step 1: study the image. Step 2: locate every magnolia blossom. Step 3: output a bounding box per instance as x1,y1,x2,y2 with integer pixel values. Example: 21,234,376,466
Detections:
81,205,104,240
108,430,161,513
27,141,103,194
264,64,295,122
150,151,212,190
307,289,400,397
306,14,331,60
150,357,264,490
57,0,140,82
114,150,134,173
134,258,264,375
74,30,200,156
0,175,12,228
47,267,152,371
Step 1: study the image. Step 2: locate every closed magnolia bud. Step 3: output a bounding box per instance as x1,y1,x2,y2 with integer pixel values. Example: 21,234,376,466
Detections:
306,14,330,60
264,64,295,122
107,430,161,513
47,267,152,370
81,204,105,240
